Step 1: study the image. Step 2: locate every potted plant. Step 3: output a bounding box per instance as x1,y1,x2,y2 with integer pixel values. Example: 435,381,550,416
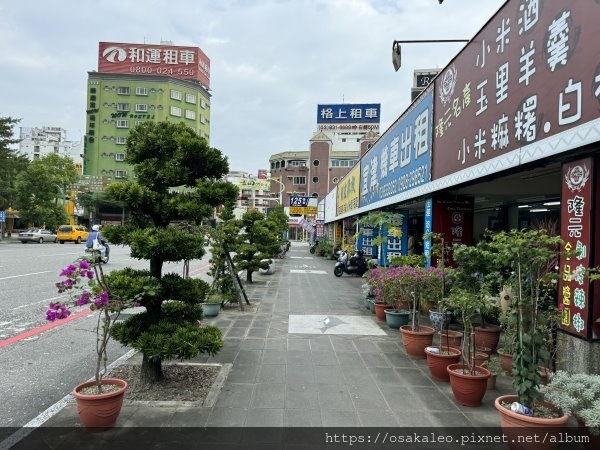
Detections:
398,267,436,359
367,265,415,325
542,370,600,445
203,289,225,317
46,257,149,430
479,229,569,431
440,288,490,407
482,355,502,390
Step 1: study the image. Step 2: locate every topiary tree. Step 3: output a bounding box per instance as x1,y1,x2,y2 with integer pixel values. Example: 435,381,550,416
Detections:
232,209,281,283
102,121,239,383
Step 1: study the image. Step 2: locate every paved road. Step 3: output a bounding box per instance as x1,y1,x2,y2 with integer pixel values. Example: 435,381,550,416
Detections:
0,240,212,427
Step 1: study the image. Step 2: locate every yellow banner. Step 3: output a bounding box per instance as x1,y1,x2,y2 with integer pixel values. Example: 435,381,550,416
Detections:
336,164,360,215
290,206,317,215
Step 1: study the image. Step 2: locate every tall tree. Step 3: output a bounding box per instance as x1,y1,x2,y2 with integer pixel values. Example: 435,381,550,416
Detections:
14,154,79,228
104,121,238,383
0,116,28,210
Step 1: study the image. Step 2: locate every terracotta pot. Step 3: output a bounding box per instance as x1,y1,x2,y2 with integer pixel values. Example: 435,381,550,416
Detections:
72,377,128,431
373,302,387,322
497,349,513,375
476,346,492,357
494,395,569,450
438,330,463,347
425,346,461,382
473,351,490,367
399,325,435,360
447,363,490,407
474,324,502,352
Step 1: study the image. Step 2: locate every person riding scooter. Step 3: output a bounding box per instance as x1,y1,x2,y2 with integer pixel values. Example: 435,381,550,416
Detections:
86,224,108,262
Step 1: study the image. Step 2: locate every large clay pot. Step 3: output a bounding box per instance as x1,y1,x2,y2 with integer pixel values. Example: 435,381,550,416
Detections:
446,363,490,407
494,395,569,450
425,346,461,382
72,377,128,431
474,324,502,352
438,330,463,347
373,302,387,322
399,325,435,359
384,309,410,329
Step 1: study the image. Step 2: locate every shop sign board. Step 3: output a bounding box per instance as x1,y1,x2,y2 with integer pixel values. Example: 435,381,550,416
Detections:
336,165,360,216
558,157,594,339
360,90,433,208
289,196,317,215
432,0,600,179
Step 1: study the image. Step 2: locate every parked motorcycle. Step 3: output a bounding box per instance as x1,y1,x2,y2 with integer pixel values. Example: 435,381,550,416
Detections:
309,239,318,254
85,241,110,264
333,250,367,277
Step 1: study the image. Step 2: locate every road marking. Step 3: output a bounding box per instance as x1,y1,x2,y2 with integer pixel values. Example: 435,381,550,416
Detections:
0,309,91,349
13,295,65,310
290,269,328,274
289,256,314,259
0,270,52,281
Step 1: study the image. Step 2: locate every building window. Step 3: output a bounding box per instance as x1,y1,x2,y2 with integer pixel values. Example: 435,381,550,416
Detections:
116,120,129,128
90,88,96,93
313,159,320,166
185,110,196,120
312,193,318,197
115,170,127,178
170,90,182,100
200,99,208,108
293,176,306,185
116,137,126,145
312,176,319,183
331,159,357,168
115,152,126,160
116,103,130,112
135,104,148,112
170,106,182,117
185,93,197,104
289,160,307,167
332,177,339,184
117,87,130,95
136,87,148,96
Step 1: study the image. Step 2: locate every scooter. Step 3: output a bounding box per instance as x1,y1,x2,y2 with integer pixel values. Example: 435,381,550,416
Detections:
333,249,367,277
85,241,110,264
309,239,318,254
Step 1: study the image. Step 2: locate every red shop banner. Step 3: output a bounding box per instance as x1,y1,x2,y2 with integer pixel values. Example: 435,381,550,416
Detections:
558,157,594,339
432,197,474,267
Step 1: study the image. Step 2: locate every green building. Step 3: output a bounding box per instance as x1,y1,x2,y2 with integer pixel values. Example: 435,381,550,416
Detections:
83,72,211,178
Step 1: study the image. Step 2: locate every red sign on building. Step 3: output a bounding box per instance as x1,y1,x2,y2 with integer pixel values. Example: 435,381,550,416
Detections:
98,42,210,88
432,1,600,180
558,157,593,339
432,197,474,267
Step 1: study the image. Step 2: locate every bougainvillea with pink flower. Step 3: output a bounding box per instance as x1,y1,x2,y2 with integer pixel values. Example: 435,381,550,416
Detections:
46,257,140,393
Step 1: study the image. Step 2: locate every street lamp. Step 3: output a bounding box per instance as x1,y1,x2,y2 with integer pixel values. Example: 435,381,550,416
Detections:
392,39,469,71
268,177,285,205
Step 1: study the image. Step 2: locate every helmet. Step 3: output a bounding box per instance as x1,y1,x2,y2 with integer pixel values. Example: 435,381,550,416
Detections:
92,225,100,231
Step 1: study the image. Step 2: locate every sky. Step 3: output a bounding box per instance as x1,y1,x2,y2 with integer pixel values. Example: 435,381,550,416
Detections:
0,0,507,176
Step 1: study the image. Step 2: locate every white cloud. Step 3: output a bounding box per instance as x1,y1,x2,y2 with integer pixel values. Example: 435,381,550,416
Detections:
0,0,506,174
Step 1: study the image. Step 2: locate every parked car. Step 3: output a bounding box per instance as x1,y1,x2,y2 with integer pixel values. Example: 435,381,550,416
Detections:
57,224,89,244
19,228,58,244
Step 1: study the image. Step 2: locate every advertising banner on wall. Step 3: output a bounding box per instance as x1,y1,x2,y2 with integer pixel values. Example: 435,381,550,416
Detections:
98,42,210,88
432,197,474,266
360,90,433,208
558,157,594,340
336,165,361,216
432,0,600,179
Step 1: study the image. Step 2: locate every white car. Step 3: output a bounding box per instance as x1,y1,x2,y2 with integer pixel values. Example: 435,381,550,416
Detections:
18,228,58,244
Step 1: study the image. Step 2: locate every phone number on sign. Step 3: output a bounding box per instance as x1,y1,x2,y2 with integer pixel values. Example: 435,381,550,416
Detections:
398,164,428,191
129,66,195,76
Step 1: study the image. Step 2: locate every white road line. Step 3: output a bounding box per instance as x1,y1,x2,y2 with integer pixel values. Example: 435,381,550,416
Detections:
0,271,52,281
13,295,66,310
0,349,137,450
290,269,328,274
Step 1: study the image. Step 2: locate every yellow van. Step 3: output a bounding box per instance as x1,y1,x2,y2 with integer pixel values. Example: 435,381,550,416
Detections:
57,225,89,244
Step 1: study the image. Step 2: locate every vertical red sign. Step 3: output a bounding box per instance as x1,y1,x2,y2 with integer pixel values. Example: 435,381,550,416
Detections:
558,157,593,339
432,197,474,267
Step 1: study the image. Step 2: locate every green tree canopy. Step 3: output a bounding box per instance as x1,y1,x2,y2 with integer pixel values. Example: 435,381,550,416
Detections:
0,116,28,210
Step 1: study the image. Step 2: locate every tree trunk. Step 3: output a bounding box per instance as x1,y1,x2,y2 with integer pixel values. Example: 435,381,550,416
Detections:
141,353,163,383
246,269,253,283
